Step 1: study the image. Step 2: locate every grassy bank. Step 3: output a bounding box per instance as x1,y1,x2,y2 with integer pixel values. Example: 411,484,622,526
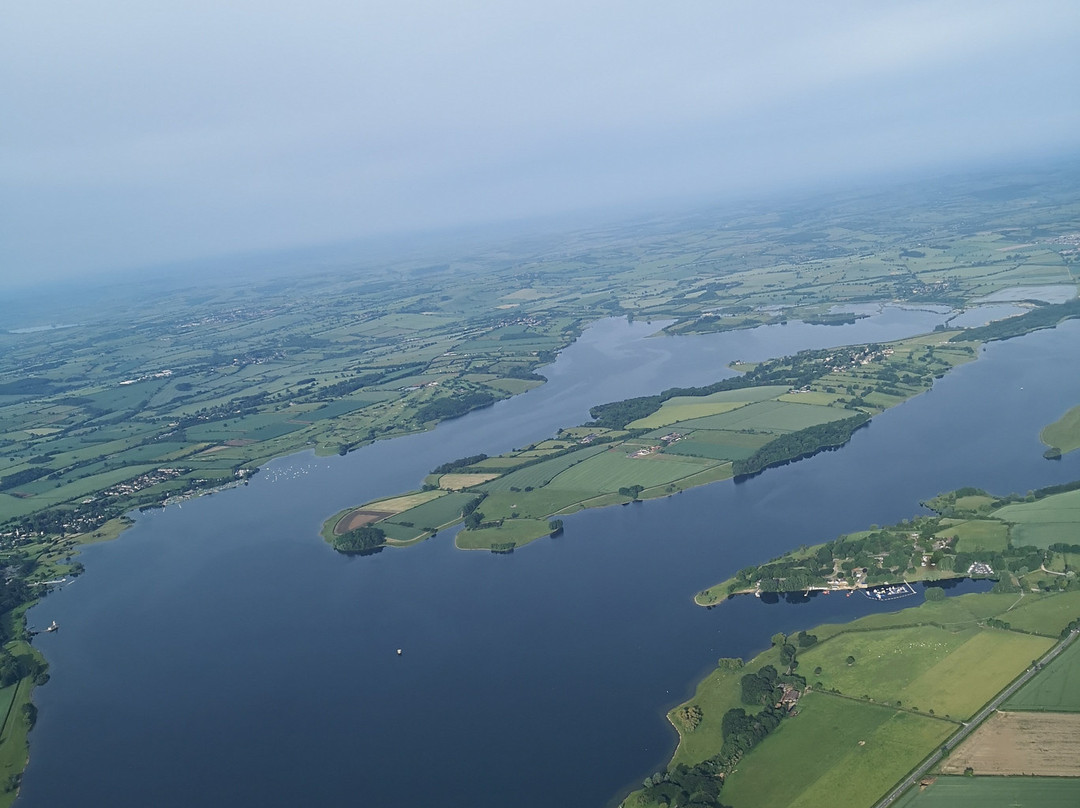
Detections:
621,589,1080,808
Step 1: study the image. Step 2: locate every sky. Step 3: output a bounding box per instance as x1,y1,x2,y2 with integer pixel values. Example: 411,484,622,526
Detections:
3,1,1080,283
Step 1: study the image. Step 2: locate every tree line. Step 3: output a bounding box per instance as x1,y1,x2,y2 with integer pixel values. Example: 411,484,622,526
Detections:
731,413,869,477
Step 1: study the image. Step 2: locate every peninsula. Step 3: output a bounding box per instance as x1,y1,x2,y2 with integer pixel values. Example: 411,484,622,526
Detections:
697,481,1080,605
325,330,976,552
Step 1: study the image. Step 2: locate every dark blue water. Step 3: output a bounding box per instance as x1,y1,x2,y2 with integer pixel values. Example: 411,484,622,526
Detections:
19,314,1080,808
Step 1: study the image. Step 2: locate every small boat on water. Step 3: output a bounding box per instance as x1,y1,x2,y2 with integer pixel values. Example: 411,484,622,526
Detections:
45,620,59,632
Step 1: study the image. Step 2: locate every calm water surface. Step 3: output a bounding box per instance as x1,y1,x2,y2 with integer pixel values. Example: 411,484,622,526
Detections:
20,314,1080,808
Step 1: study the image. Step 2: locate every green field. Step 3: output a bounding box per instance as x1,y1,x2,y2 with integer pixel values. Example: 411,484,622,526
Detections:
1041,403,1080,455
1000,590,1080,635
545,449,718,492
936,519,1009,552
1005,637,1080,711
894,776,1080,808
626,590,1080,808
480,445,608,492
994,489,1080,548
720,693,953,808
674,400,851,433
383,491,476,532
802,627,1051,719
627,386,789,429
455,518,554,549
663,429,774,461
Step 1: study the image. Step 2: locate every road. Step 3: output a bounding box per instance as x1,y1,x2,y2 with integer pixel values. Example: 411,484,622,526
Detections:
873,628,1079,808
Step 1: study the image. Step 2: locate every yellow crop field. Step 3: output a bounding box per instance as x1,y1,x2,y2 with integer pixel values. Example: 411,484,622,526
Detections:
438,472,500,490
366,489,445,513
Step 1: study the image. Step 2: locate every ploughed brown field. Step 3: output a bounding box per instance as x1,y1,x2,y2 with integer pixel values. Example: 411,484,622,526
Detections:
940,711,1080,776
334,510,392,534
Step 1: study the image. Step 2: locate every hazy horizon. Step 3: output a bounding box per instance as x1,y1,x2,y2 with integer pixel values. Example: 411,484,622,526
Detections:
4,1,1079,284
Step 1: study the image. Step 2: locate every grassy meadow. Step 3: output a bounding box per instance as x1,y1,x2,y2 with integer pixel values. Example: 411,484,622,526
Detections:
1005,638,1080,712
1041,404,1080,455
720,694,953,808
894,776,1080,808
993,489,1080,549
801,626,1051,719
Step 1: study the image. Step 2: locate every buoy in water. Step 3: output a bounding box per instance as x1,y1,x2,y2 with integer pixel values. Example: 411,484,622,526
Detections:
396,649,402,656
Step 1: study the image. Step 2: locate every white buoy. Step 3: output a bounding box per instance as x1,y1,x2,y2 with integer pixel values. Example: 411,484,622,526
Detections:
396,649,402,656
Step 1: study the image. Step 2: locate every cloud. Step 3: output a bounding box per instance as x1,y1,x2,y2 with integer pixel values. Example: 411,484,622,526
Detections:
2,0,1078,280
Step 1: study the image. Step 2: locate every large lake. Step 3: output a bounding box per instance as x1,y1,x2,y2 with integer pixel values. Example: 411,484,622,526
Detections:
20,311,1080,807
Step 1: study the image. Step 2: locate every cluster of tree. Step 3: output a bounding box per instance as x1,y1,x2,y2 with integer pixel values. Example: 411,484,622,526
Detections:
588,394,666,429
462,495,485,517
949,297,1080,343
677,704,704,731
590,340,895,430
731,413,870,477
1031,479,1080,500
414,392,495,423
736,560,825,594
0,577,30,635
639,675,795,806
740,664,781,705
431,454,489,475
719,704,787,764
0,378,63,397
728,517,971,594
671,315,766,335
0,650,46,688
548,519,563,536
618,484,645,500
502,366,547,382
461,494,487,529
800,312,864,326
0,467,52,492
172,390,274,429
953,545,1050,579
305,371,386,400
331,526,386,554
1060,616,1080,639
1050,542,1080,554
639,760,728,808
